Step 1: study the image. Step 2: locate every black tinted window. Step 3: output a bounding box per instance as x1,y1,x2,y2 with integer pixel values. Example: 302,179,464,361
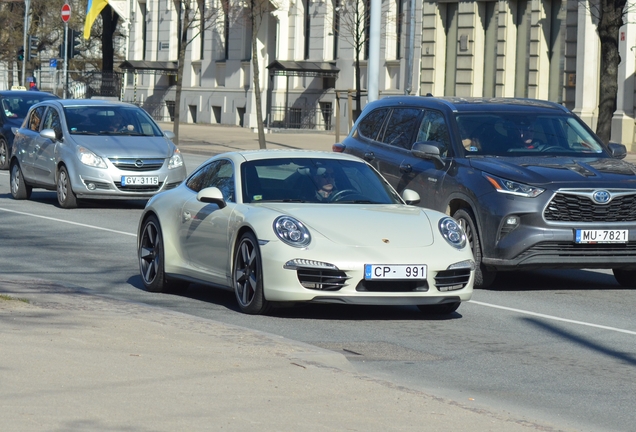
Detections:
417,110,450,156
186,159,235,201
380,108,423,149
357,108,388,140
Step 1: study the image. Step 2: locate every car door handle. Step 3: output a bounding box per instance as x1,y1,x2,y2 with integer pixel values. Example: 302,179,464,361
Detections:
183,211,191,222
399,163,412,174
364,151,375,162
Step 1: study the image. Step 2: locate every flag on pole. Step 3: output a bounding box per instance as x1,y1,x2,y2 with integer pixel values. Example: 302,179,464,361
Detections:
83,0,110,39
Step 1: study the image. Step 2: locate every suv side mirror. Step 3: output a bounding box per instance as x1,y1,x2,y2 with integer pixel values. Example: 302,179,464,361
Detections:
607,142,627,159
411,141,445,168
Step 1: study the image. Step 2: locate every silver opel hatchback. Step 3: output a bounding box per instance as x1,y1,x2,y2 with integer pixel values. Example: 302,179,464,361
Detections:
9,99,186,208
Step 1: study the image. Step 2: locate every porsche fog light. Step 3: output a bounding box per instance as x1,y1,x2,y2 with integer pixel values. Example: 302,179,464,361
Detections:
447,260,475,271
274,216,311,247
439,217,467,249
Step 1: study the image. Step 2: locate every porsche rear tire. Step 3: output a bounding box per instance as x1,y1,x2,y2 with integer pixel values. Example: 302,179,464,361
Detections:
139,215,188,293
233,232,271,315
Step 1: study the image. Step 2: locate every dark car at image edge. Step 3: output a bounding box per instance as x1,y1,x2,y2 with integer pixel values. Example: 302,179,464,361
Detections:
0,89,59,170
335,96,636,288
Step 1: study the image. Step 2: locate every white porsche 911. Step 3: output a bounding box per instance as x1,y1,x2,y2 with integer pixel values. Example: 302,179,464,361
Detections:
137,150,474,315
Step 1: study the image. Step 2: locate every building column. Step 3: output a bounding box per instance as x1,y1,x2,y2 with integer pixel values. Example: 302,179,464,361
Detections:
497,0,517,97
572,1,599,130
611,10,636,149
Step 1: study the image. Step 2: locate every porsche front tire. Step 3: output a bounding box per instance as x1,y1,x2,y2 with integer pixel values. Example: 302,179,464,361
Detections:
233,231,271,315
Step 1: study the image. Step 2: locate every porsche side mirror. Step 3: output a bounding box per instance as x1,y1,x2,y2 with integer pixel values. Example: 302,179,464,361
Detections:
401,189,420,205
197,187,226,208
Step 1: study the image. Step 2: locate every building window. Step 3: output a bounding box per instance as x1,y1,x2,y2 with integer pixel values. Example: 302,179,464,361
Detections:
333,0,340,60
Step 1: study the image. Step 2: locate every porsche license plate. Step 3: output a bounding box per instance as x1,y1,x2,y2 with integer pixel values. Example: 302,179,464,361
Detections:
364,264,427,280
575,229,628,243
121,176,159,186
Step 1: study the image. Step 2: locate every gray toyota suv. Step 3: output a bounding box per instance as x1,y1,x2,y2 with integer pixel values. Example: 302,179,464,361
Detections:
335,96,636,288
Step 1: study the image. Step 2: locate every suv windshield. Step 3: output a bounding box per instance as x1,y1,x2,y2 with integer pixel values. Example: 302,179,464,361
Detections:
456,113,605,156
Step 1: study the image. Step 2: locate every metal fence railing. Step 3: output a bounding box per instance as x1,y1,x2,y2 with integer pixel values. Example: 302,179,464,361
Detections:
268,103,333,131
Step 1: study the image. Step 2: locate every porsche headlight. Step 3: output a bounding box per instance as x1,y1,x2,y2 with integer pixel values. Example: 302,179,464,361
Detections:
168,148,184,169
439,217,467,249
482,172,544,197
274,216,311,247
78,146,107,168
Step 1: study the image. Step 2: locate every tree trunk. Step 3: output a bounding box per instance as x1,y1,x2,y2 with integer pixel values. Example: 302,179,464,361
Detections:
595,0,625,144
252,0,266,149
100,6,119,98
172,1,188,145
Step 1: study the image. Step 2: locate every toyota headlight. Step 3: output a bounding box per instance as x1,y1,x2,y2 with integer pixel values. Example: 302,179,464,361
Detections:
78,146,107,168
274,216,311,247
482,172,544,197
168,148,184,169
439,217,467,249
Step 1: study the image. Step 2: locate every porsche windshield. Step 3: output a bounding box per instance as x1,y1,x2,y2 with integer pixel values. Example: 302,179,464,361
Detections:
241,158,403,204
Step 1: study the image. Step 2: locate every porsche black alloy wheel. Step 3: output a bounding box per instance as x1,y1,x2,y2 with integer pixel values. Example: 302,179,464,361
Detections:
453,208,496,288
139,216,188,294
233,232,271,315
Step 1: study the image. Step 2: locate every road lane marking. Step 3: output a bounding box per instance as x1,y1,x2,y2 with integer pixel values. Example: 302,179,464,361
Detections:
470,300,636,335
0,207,136,237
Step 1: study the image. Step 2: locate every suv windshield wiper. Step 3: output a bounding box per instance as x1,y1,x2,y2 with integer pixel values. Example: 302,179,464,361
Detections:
70,130,98,135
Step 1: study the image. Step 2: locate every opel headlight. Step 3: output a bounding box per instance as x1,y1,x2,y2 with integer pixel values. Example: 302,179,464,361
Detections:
168,148,184,169
439,217,467,249
482,172,544,197
78,146,107,168
274,216,311,247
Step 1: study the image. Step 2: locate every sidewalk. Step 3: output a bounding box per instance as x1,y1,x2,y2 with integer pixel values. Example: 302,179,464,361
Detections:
0,279,568,432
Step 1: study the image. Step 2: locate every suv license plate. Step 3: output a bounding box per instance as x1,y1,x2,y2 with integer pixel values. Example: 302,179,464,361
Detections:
364,264,427,280
575,229,628,244
121,176,159,186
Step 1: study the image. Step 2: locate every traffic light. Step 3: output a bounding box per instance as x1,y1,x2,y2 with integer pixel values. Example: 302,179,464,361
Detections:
28,35,39,60
67,29,81,59
17,46,24,61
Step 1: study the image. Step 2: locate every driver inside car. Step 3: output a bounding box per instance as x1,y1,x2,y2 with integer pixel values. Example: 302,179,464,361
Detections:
311,166,337,201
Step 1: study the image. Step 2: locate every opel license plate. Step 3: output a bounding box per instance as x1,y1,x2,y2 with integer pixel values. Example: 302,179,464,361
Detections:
121,176,159,186
364,264,427,280
575,229,628,243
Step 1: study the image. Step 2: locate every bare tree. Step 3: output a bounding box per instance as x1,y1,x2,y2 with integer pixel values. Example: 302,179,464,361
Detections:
248,0,268,149
332,0,370,119
583,0,628,144
171,0,222,144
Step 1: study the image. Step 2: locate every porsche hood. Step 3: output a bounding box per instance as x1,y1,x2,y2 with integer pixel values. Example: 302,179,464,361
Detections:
259,203,436,247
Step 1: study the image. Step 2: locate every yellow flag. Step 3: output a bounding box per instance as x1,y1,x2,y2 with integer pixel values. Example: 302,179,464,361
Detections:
83,0,110,39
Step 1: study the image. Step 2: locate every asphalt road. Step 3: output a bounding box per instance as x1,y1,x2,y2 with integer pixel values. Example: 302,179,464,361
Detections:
0,151,635,432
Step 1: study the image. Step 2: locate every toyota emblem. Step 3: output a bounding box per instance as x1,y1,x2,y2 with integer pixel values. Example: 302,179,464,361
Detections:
135,159,144,168
592,190,611,204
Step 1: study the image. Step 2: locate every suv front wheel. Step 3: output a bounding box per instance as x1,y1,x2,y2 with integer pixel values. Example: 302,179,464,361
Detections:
453,208,496,288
